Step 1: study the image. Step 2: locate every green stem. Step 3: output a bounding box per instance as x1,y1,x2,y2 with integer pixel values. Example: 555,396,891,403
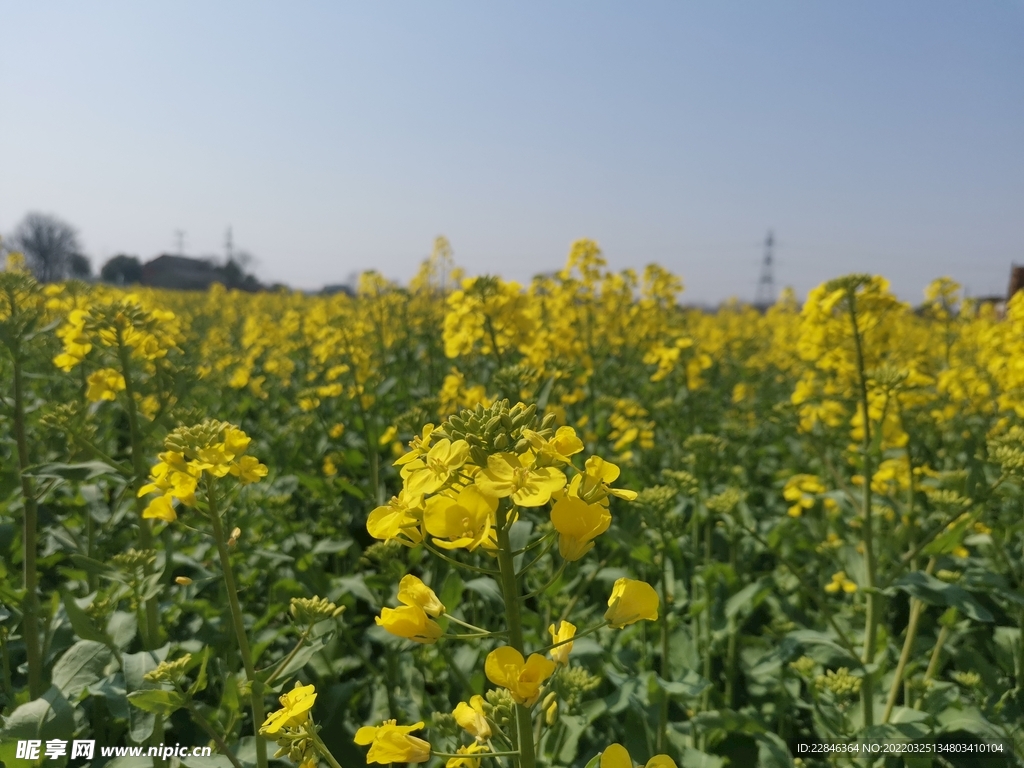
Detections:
312,730,346,768
116,329,161,650
915,610,955,709
847,289,877,728
207,480,269,768
433,751,521,759
881,558,935,723
657,534,671,753
263,625,314,688
443,613,495,634
184,699,245,768
12,350,43,699
495,504,536,768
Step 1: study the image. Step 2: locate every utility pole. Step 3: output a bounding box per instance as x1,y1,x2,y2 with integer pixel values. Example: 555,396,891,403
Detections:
225,226,234,263
755,230,775,309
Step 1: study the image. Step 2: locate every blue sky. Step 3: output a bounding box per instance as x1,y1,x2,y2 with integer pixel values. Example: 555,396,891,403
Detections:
2,2,1022,303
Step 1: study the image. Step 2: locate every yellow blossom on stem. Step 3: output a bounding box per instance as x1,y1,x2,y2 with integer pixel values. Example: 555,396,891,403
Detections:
397,574,445,617
375,605,442,644
354,720,431,764
601,743,678,768
550,496,610,561
475,452,566,507
366,490,424,546
424,485,498,551
605,578,659,628
825,571,857,594
484,646,556,706
452,695,491,741
403,438,470,497
568,456,638,504
548,620,577,665
260,682,317,735
445,742,489,768
85,368,126,402
783,474,825,517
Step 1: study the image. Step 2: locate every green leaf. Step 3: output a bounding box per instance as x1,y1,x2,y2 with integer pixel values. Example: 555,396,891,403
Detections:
786,629,861,667
725,576,773,620
51,639,114,698
650,669,711,699
25,460,120,482
465,577,504,605
0,686,75,766
582,752,602,768
439,570,464,616
680,747,726,768
189,646,210,695
61,591,115,646
128,689,187,715
887,572,994,622
123,647,168,742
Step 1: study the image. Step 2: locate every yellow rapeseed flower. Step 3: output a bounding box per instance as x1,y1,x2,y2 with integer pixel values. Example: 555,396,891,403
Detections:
484,646,556,707
354,720,431,764
601,743,678,768
367,490,424,546
550,496,610,561
424,486,498,551
375,605,442,644
445,742,489,768
475,452,566,507
397,574,445,617
782,474,825,517
452,695,491,741
85,368,126,402
605,578,659,628
568,456,638,504
825,571,857,594
403,438,470,497
548,620,577,666
260,682,317,735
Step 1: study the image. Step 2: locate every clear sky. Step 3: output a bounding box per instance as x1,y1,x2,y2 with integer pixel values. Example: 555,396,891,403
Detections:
2,2,1022,304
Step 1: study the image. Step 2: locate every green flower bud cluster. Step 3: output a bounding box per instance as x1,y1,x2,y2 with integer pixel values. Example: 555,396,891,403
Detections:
144,654,192,684
269,726,317,766
484,687,515,728
814,667,862,697
662,469,699,497
988,427,1024,476
936,569,962,583
706,487,745,515
430,711,459,738
434,399,557,466
164,419,235,455
112,548,158,571
290,596,345,625
490,363,540,402
924,489,971,508
789,656,816,678
952,671,981,688
551,666,602,712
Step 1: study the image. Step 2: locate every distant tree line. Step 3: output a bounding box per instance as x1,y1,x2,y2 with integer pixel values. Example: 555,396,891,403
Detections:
5,211,262,291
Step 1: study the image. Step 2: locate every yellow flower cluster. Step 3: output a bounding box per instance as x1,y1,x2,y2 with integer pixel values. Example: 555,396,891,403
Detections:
367,409,636,562
138,420,267,522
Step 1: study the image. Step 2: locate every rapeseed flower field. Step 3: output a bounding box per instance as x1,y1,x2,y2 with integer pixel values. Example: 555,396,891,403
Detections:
1,240,1023,767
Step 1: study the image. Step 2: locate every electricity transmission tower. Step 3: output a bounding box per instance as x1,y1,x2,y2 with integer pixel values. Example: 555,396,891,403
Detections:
755,230,775,309
225,226,234,262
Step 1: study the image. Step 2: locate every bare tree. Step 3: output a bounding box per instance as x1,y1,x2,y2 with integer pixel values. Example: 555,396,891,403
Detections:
11,212,84,282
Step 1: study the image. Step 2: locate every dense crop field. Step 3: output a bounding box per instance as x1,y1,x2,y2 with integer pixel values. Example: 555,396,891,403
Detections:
1,239,1023,768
